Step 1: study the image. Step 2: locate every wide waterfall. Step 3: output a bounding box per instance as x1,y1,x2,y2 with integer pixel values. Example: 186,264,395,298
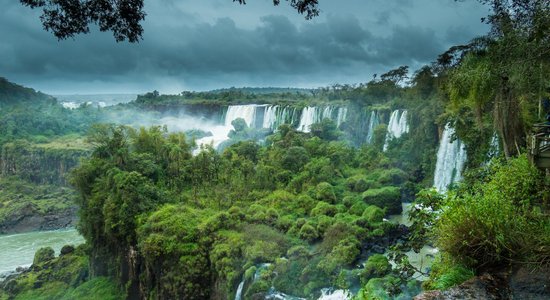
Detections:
365,110,379,144
383,110,409,151
196,104,348,152
433,125,467,192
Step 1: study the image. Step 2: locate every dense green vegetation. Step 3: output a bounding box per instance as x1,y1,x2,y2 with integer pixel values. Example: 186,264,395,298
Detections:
66,122,419,299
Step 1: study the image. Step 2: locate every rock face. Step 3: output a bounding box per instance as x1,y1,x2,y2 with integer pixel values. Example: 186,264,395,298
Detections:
415,265,550,300
0,205,77,234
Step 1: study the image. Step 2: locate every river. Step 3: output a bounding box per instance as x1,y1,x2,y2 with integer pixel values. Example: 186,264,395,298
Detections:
0,228,84,277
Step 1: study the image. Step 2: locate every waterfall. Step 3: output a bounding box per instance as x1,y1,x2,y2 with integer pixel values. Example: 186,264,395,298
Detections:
366,111,379,144
195,104,261,153
225,105,260,127
297,107,319,132
336,107,348,127
262,105,278,129
433,125,467,192
383,110,409,150
318,289,352,300
235,280,244,300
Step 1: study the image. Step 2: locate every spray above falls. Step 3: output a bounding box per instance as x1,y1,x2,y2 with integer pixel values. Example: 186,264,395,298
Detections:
433,125,467,192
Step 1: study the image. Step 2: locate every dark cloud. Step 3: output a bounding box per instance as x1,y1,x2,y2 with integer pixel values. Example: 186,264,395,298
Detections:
1,0,490,94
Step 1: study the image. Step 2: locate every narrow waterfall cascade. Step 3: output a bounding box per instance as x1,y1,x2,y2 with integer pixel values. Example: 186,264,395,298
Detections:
383,110,409,151
298,106,319,132
322,106,334,120
235,280,245,300
487,132,500,158
433,125,467,192
336,107,348,127
365,110,380,144
262,105,279,129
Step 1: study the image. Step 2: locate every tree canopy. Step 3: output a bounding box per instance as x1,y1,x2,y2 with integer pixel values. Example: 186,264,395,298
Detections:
19,0,320,42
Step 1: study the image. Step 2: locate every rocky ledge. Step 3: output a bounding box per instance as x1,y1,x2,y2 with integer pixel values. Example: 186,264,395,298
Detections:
0,205,78,234
415,265,550,300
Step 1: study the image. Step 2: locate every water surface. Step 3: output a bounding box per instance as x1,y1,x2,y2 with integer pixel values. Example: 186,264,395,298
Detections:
0,228,84,276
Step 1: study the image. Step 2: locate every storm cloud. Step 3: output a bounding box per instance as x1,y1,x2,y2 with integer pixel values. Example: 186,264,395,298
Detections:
1,0,490,94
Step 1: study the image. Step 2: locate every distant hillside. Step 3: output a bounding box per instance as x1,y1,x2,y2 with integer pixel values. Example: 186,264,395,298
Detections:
0,77,55,106
208,87,315,95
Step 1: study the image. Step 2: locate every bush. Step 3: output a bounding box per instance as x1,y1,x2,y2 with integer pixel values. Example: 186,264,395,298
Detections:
436,155,549,269
349,201,368,216
361,254,391,282
423,255,474,290
299,223,319,242
377,168,408,186
315,182,337,203
362,205,385,223
33,247,55,265
310,202,338,217
362,187,402,214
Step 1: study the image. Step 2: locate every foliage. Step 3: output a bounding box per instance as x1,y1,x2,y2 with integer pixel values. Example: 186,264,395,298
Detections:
423,254,475,290
362,186,402,214
436,155,549,269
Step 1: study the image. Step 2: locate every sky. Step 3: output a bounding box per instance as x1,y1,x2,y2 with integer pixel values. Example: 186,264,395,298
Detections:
1,0,491,95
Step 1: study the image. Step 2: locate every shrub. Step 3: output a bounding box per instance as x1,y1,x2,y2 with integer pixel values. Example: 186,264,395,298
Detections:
435,155,549,269
361,254,391,282
299,223,319,242
423,255,475,290
315,182,337,203
377,168,408,186
349,201,368,216
362,187,402,214
310,202,338,217
362,205,385,223
33,247,55,265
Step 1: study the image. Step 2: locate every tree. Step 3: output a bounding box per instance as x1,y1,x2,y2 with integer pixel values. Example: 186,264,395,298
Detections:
19,0,320,42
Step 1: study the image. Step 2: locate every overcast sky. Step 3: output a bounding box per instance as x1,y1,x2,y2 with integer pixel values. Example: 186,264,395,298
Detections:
1,0,490,94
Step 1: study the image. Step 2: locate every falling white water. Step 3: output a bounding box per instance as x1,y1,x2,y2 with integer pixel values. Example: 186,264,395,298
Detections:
366,111,379,144
317,289,352,300
383,110,409,151
433,124,467,192
195,104,261,154
297,106,319,132
336,107,348,127
322,106,334,120
235,280,245,300
225,105,260,127
262,105,279,129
